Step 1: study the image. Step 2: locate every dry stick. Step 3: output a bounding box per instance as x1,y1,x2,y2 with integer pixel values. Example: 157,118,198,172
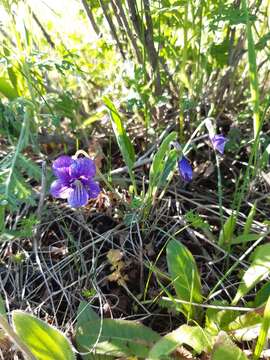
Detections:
114,0,143,64
110,0,125,32
32,11,56,49
143,0,162,96
127,0,161,95
81,0,100,36
99,0,126,60
0,28,16,47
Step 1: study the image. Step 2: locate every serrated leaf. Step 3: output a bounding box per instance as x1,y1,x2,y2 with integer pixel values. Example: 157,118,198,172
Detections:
76,319,160,358
166,239,202,319
232,244,270,305
13,310,75,360
148,325,212,359
17,154,41,181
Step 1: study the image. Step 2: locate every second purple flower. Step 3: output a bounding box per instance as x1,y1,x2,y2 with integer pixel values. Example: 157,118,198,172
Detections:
178,156,193,182
210,134,227,154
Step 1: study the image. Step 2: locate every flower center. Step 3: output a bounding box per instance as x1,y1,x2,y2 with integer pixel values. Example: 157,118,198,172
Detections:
73,179,83,188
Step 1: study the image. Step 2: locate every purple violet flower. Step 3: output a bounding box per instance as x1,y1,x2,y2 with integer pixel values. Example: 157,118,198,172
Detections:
210,134,227,154
178,156,193,182
50,155,100,208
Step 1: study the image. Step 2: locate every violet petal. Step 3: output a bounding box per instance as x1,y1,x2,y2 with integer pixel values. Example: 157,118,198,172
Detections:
67,182,89,208
70,158,96,179
50,179,72,199
88,179,100,198
211,135,227,154
178,156,193,182
52,155,73,182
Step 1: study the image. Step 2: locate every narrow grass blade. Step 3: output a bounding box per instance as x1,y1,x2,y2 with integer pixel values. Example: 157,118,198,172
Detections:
242,0,260,139
254,296,270,360
103,97,137,193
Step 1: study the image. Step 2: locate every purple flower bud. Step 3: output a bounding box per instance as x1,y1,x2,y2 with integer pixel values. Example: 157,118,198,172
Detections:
50,155,100,208
210,134,227,154
178,156,193,182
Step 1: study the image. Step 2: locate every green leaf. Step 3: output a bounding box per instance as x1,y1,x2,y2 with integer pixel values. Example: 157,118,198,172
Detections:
146,131,178,205
0,294,6,320
76,319,160,358
227,311,262,332
254,296,270,360
231,233,261,245
218,214,236,247
166,239,202,319
17,154,41,182
232,244,270,305
254,282,270,307
76,302,112,360
205,301,239,335
0,77,18,100
103,97,136,192
212,332,248,360
150,132,177,181
243,202,257,235
77,301,99,326
148,325,212,359
13,310,75,360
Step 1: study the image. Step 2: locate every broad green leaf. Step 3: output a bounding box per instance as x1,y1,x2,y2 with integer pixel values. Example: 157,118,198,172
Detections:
76,302,112,360
205,301,239,335
13,310,75,360
103,97,136,192
0,77,18,100
76,318,160,358
227,311,262,332
254,296,270,360
232,244,270,305
148,325,212,359
212,332,248,360
77,301,99,326
254,282,270,307
227,310,263,342
166,239,202,319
